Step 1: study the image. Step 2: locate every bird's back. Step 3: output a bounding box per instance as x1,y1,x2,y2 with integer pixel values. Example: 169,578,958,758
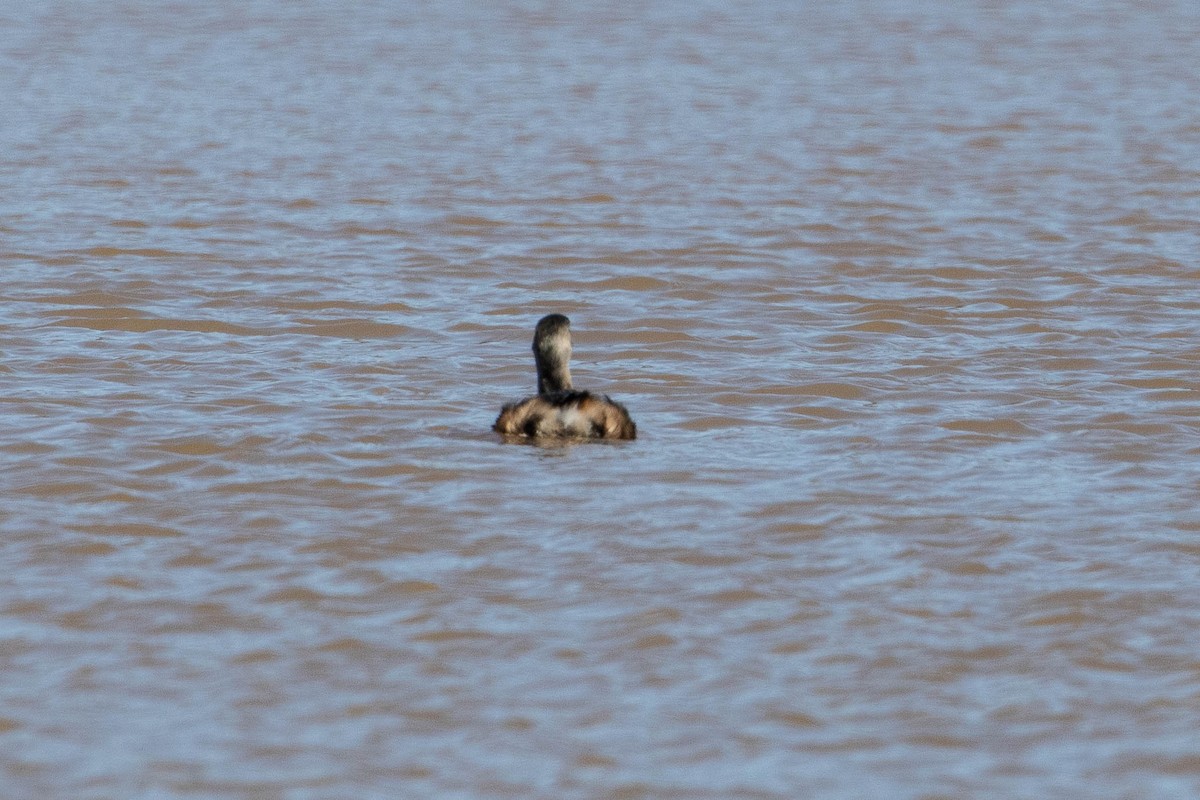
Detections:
494,390,636,440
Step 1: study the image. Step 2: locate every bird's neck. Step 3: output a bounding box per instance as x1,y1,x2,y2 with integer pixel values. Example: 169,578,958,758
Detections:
537,358,572,394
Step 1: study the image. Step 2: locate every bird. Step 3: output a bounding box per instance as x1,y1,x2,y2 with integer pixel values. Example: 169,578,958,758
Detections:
494,314,636,440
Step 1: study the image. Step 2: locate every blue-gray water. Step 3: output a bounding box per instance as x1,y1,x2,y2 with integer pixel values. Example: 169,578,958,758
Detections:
3,2,1199,797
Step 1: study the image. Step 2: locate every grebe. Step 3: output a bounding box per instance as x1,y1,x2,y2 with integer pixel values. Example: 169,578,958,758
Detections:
494,314,636,440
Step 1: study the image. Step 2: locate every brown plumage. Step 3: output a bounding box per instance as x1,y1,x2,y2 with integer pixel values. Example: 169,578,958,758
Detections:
494,314,636,440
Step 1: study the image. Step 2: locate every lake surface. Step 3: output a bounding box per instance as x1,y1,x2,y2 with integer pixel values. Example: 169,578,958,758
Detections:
3,1,1200,797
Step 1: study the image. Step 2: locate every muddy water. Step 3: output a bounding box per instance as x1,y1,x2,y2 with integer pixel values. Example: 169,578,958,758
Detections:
3,2,1200,798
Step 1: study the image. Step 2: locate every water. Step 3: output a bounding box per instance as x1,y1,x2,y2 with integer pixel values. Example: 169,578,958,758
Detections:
3,1,1200,797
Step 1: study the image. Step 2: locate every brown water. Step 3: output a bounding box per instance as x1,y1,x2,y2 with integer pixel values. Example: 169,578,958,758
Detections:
3,2,1200,798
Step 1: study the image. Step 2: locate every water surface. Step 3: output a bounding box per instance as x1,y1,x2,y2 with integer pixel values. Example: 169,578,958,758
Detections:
3,2,1200,798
